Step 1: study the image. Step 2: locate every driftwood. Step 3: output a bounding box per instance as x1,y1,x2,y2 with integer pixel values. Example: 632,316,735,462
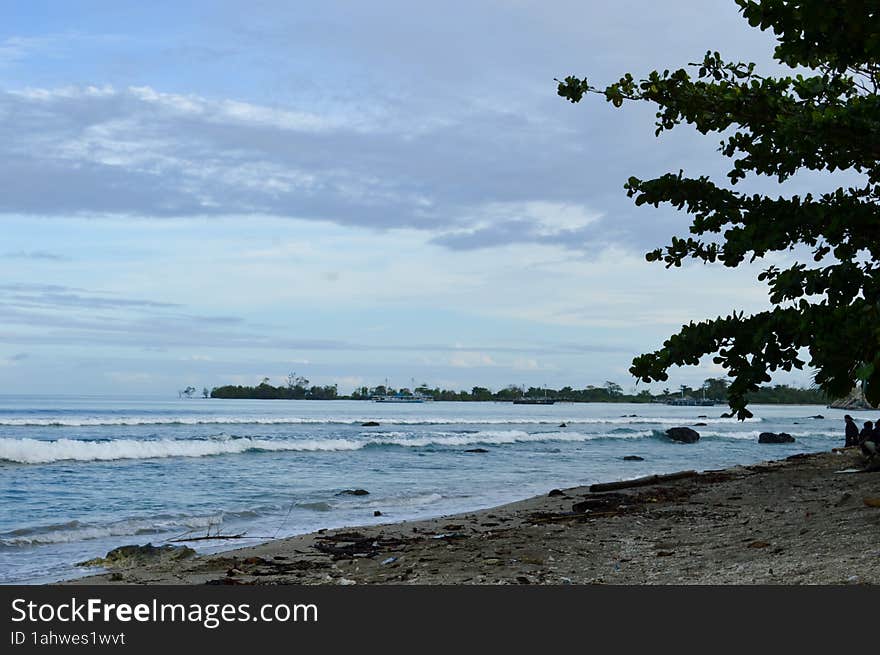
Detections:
589,470,697,493
169,533,247,542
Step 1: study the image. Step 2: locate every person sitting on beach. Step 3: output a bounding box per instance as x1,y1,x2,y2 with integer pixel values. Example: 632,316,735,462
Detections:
844,415,859,447
862,420,880,456
858,421,874,447
860,422,880,471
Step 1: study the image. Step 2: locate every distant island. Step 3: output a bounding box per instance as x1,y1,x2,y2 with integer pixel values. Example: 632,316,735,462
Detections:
205,375,827,405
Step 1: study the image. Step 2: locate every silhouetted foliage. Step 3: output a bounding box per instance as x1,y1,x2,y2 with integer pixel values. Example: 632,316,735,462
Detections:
558,0,880,418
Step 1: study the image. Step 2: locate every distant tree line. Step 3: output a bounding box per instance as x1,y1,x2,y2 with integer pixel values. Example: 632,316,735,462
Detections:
203,375,826,404
210,373,338,400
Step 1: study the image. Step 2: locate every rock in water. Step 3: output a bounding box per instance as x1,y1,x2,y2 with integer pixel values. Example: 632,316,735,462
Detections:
758,432,795,444
464,448,489,453
337,489,370,496
623,455,645,461
361,421,380,427
548,489,564,497
77,543,195,568
665,427,700,443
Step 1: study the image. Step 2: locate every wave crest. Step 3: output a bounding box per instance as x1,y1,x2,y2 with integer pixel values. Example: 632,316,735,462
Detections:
0,430,656,464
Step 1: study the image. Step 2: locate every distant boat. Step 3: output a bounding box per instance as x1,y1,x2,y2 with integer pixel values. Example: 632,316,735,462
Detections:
665,397,715,406
372,392,433,403
512,398,556,405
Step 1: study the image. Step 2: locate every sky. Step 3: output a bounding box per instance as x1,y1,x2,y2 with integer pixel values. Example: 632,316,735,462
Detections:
0,0,829,396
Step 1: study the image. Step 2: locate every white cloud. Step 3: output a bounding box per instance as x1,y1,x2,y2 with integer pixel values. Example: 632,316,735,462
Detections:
449,351,496,368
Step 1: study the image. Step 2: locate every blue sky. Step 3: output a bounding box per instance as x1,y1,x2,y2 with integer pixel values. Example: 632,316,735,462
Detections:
0,1,825,395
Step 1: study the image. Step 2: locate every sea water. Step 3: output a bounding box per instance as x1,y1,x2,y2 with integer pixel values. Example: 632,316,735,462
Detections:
0,395,866,584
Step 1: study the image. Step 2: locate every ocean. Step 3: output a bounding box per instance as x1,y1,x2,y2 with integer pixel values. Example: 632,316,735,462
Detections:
0,395,860,584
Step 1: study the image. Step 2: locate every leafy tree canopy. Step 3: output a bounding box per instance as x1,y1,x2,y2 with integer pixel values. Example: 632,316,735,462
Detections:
557,0,880,418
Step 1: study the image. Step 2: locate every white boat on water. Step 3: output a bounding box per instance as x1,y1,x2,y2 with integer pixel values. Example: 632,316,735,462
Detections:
372,392,433,403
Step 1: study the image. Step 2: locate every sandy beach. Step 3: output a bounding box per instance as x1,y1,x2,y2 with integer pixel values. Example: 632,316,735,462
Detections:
65,447,880,585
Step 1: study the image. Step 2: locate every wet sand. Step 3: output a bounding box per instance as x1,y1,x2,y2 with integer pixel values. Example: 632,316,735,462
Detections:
66,448,880,585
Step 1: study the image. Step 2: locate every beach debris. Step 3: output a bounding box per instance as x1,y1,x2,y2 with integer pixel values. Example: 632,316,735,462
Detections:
337,578,357,585
747,541,771,549
623,455,645,461
465,448,489,453
381,557,398,565
548,489,565,497
431,533,467,540
589,470,697,493
337,489,370,496
516,576,532,584
665,427,700,443
863,497,880,508
361,421,380,427
313,532,408,560
656,551,675,557
758,432,796,444
572,494,630,514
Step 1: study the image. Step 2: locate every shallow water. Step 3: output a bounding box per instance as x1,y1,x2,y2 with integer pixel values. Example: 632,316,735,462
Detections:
0,395,863,583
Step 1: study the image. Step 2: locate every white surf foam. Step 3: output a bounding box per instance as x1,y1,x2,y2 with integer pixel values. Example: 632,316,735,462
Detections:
0,514,221,547
0,429,664,464
0,415,761,427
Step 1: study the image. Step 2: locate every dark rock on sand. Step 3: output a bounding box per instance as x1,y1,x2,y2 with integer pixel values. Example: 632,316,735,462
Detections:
77,543,195,568
337,489,370,496
548,489,565,497
665,427,700,443
758,432,796,444
361,421,380,427
465,448,489,453
623,455,645,461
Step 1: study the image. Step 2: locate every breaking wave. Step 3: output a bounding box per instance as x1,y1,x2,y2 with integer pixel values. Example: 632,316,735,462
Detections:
0,514,223,548
1,430,657,464
0,415,761,427
1,423,824,465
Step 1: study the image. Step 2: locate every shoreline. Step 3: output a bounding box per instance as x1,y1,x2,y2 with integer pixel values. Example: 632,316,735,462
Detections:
65,447,880,585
